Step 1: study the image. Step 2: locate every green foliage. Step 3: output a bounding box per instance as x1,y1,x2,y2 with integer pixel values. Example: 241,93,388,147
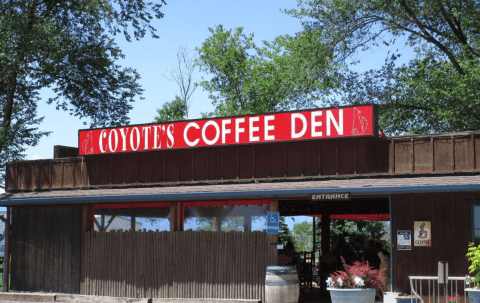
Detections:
279,216,293,246
196,24,331,117
326,219,389,258
192,217,245,232
467,242,480,288
154,96,187,123
291,220,313,253
286,0,480,135
0,0,166,185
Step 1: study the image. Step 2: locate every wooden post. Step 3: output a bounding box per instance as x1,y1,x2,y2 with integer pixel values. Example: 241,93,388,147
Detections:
170,203,184,232
268,201,279,266
80,205,91,295
5,207,11,292
170,204,176,231
131,215,136,231
321,212,330,256
312,217,316,259
244,214,252,232
213,217,222,232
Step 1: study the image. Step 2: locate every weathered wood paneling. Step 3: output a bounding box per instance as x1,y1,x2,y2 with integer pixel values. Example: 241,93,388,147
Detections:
394,141,413,173
303,141,320,176
253,145,270,178
165,150,178,182
208,148,223,181
320,140,337,176
270,143,286,178
238,146,253,179
286,142,303,177
434,138,453,172
455,137,474,171
338,139,355,175
84,230,270,302
8,133,480,192
10,206,82,293
178,150,193,181
414,139,432,173
193,149,208,181
391,192,475,295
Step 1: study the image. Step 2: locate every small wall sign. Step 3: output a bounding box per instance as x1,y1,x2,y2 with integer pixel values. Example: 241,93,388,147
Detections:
266,212,279,234
311,193,351,201
414,221,432,247
397,230,411,250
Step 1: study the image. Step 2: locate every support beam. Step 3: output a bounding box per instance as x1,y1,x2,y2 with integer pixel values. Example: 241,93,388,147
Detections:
213,217,222,232
244,214,252,232
268,201,279,266
313,216,316,258
321,212,330,256
131,215,136,231
170,203,184,231
4,207,10,292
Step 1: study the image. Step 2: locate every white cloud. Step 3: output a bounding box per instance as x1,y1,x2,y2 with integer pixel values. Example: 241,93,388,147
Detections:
31,154,46,160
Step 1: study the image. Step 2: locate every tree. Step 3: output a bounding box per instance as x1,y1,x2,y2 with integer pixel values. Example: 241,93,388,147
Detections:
0,0,167,184
279,216,294,246
291,220,313,253
325,219,389,258
154,95,188,123
163,44,197,119
196,25,331,117
286,0,480,134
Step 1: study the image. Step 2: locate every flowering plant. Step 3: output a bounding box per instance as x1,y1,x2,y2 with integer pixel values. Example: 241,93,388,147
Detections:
326,257,385,292
466,242,480,288
445,294,461,303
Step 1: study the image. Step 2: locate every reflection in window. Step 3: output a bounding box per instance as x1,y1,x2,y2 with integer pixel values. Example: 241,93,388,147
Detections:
94,207,170,232
184,204,269,232
474,206,480,245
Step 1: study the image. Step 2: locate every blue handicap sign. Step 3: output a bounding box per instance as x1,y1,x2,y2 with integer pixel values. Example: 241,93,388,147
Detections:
266,212,279,234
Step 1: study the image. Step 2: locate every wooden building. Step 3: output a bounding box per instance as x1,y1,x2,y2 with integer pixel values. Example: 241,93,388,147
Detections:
1,105,480,301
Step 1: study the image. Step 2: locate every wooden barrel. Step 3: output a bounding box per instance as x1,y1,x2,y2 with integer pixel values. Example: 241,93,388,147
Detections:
265,266,299,303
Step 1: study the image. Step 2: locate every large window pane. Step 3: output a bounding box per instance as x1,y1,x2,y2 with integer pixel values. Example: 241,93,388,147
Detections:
474,206,480,229
94,207,170,231
184,204,269,232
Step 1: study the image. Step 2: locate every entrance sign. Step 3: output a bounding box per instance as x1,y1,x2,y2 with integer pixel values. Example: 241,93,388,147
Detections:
266,212,280,234
311,193,351,201
397,230,412,250
414,221,432,247
79,105,377,155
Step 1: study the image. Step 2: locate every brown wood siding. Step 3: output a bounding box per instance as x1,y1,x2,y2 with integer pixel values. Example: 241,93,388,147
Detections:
391,192,475,295
84,230,271,301
7,134,480,192
10,206,82,293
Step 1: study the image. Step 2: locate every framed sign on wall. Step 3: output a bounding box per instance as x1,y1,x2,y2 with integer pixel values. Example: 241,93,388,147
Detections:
414,221,432,247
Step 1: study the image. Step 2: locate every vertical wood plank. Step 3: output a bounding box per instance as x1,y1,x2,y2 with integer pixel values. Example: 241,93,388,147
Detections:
61,207,72,294
80,206,88,295
43,207,55,292
25,208,36,291
52,207,64,292
70,206,82,294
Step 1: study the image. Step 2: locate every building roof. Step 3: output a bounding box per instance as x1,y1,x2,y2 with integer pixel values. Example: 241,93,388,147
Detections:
1,173,480,206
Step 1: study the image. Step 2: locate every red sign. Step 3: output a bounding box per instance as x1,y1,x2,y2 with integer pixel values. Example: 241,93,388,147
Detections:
79,105,377,155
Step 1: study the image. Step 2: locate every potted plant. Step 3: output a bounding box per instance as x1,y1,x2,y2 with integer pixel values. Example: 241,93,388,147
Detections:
326,257,385,303
445,294,461,303
466,242,480,302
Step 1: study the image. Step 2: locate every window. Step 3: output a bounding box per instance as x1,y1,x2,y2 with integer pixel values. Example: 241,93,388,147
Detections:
183,201,271,232
93,203,170,232
473,206,480,244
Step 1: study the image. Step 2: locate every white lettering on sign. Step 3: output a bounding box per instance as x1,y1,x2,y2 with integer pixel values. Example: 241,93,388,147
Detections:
79,105,376,155
311,193,351,201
